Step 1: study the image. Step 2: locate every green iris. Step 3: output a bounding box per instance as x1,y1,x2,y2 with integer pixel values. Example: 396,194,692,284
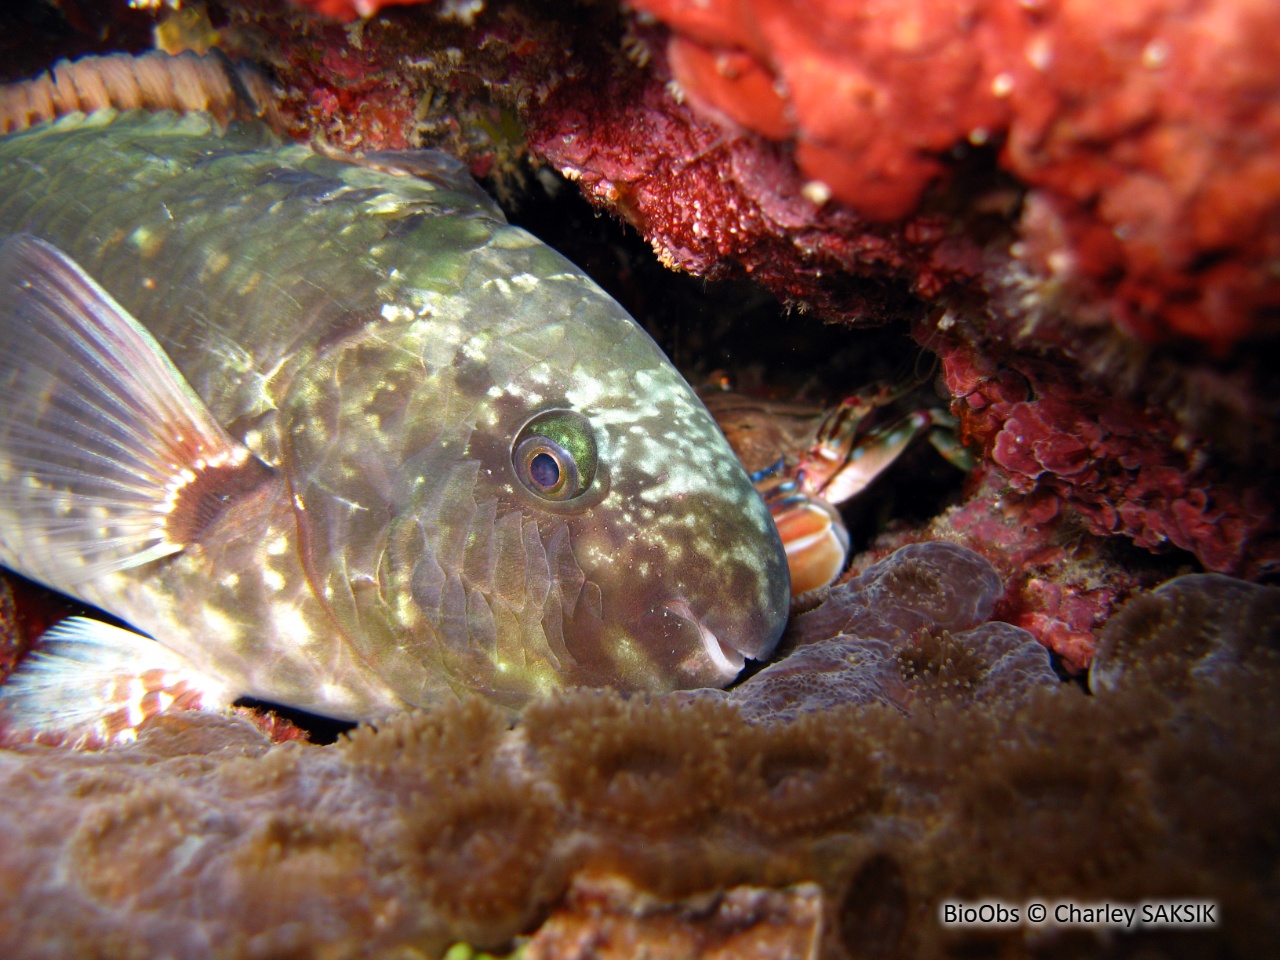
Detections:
512,410,598,502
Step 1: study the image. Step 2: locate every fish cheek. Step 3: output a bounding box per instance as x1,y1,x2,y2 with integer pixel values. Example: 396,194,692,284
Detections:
373,434,580,708
575,483,785,686
544,506,684,690
443,398,688,695
398,507,581,708
453,354,494,398
654,487,790,657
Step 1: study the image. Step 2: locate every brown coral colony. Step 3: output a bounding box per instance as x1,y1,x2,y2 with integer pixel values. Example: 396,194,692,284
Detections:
2,546,1279,956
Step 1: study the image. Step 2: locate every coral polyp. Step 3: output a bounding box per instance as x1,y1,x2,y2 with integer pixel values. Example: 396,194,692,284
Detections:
724,710,880,838
632,0,1280,348
526,690,736,832
407,776,563,941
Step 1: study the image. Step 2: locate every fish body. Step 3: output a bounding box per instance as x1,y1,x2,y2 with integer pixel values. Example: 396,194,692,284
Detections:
0,105,788,733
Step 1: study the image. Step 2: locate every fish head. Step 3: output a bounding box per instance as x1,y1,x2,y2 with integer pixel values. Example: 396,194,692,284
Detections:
486,333,793,696
282,227,789,709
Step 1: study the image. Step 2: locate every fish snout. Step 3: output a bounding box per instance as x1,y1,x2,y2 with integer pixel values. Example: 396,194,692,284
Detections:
628,482,792,688
640,596,783,688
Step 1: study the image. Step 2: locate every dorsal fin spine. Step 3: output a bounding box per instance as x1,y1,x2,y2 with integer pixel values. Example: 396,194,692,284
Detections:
0,50,281,136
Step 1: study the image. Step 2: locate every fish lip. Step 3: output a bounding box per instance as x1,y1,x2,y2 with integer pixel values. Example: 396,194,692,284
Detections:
664,599,746,680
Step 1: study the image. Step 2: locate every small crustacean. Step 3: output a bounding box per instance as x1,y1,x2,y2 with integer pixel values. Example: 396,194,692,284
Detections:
702,382,974,596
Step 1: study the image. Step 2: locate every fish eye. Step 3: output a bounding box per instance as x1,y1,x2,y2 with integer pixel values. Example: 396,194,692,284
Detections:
512,409,598,502
514,436,579,499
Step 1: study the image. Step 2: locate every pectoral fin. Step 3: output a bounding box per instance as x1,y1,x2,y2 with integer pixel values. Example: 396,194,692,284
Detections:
0,617,230,746
0,234,276,586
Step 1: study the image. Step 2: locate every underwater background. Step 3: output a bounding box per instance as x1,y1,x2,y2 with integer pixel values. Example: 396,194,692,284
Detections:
0,0,1278,957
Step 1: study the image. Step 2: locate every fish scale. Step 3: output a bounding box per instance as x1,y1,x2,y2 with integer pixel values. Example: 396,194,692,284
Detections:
0,64,789,741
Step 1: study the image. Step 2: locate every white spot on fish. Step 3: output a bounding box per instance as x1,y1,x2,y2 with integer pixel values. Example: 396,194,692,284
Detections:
380,303,415,323
272,604,312,643
199,607,241,644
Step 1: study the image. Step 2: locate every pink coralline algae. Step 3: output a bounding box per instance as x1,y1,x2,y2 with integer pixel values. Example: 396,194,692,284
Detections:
231,10,421,150
1005,565,1122,675
222,0,575,184
845,468,1159,674
632,0,1280,347
933,324,1279,579
525,39,988,322
632,0,1006,223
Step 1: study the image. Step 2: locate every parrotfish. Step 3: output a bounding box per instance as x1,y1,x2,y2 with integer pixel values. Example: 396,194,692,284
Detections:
0,53,789,743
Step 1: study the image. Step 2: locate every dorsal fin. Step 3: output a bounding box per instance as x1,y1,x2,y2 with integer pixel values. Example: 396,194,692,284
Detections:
0,50,283,135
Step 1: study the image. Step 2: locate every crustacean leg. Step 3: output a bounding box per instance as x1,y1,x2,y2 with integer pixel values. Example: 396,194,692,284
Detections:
705,383,972,597
749,458,851,597
804,406,973,507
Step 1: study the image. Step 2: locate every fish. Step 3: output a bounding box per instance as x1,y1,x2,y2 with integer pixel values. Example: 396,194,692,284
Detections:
0,53,789,743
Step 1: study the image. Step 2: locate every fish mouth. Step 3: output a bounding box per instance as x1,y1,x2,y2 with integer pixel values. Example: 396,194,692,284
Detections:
663,599,747,681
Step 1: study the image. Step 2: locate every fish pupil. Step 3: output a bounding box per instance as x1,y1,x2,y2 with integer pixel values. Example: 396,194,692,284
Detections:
530,452,560,490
